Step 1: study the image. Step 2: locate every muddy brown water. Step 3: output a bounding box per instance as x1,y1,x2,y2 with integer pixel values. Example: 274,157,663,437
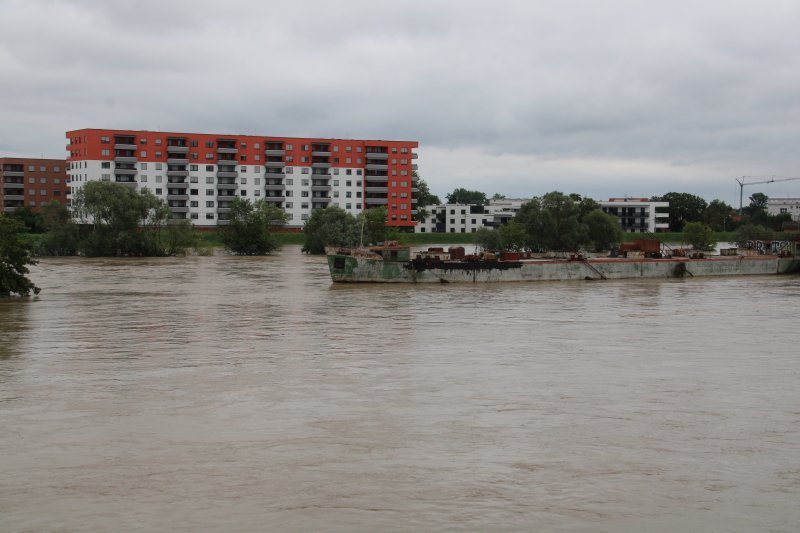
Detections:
2,246,799,532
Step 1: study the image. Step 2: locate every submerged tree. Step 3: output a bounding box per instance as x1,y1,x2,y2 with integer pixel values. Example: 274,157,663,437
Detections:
220,198,288,255
683,222,716,251
302,206,360,254
0,215,41,296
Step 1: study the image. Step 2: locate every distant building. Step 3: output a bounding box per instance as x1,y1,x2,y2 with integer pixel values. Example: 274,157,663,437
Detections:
600,198,669,233
767,198,800,221
416,198,528,233
66,129,419,229
1,157,69,213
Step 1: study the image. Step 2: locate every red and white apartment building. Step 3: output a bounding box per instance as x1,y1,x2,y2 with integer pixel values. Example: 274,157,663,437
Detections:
66,129,419,229
1,157,69,213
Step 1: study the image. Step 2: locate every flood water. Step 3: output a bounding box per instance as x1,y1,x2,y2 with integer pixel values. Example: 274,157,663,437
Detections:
2,246,799,532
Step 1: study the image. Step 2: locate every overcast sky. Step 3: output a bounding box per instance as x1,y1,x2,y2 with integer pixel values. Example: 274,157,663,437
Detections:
2,0,800,206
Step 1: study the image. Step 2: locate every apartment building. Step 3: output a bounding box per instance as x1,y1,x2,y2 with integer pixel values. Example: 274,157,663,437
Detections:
66,129,419,228
600,198,669,233
767,197,800,221
1,157,69,213
416,199,528,233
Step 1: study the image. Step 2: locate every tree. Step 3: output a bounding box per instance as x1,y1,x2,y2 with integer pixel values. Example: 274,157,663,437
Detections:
474,227,500,251
583,209,623,252
359,206,391,244
748,192,769,211
492,193,506,200
220,198,288,255
702,199,735,232
513,192,588,252
7,206,45,233
734,224,774,248
0,215,41,296
650,192,708,231
572,195,601,222
683,222,716,251
415,178,440,206
38,201,80,256
445,188,487,205
302,206,360,254
72,181,173,256
498,221,527,251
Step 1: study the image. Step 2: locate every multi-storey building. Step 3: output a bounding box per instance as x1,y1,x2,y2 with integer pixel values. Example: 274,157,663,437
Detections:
600,198,669,233
66,129,419,228
1,157,69,213
416,199,528,233
767,197,800,221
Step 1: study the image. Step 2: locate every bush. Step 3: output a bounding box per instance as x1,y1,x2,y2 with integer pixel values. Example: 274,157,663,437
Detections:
220,198,288,255
302,207,359,254
683,222,716,251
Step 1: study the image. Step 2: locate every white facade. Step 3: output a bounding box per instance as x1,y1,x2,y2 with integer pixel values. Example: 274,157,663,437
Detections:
767,197,800,221
416,199,528,233
600,198,669,233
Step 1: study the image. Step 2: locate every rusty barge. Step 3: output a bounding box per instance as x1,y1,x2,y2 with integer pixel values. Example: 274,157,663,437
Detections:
326,241,800,283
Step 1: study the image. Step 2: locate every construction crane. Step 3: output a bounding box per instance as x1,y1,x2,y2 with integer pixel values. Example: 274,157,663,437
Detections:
736,176,800,214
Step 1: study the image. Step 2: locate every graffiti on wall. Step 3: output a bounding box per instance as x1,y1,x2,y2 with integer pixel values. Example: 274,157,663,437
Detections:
745,240,790,254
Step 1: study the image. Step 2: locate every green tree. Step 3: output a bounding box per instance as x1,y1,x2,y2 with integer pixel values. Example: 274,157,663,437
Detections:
498,221,527,251
302,206,360,254
651,192,708,231
7,206,45,233
0,215,41,296
514,192,589,252
683,222,716,251
474,227,500,251
734,224,774,247
702,199,735,232
748,192,769,211
37,201,80,256
415,178,440,206
162,220,197,256
573,195,601,221
445,188,487,205
220,198,288,255
72,181,173,256
359,206,391,244
583,209,623,252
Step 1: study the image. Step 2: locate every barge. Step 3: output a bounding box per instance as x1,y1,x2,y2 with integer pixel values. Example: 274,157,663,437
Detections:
326,242,800,283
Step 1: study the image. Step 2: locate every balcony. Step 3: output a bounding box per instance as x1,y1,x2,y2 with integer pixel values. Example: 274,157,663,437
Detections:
217,147,238,154
166,145,189,153
412,153,418,159
3,182,24,189
217,171,238,179
167,194,189,201
2,170,24,177
311,162,331,168
311,173,330,179
114,168,137,175
115,143,137,150
264,149,285,156
265,184,285,191
115,156,138,164
365,152,389,160
411,164,418,171
216,206,231,213
366,164,388,171
263,196,285,202
366,197,388,205
411,198,418,204
364,175,388,182
217,159,237,167
264,170,285,177
217,183,238,190
311,185,332,191
168,206,189,213
167,157,189,165
167,170,189,177
312,197,332,203
3,194,24,201
217,219,230,226
365,186,388,193
312,151,331,157
167,181,189,189
114,180,137,187
217,195,238,202
265,161,285,168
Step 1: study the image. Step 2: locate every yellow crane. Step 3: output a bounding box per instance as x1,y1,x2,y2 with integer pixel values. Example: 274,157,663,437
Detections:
736,176,800,214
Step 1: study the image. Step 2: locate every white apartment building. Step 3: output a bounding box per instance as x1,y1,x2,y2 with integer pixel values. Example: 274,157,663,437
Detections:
600,198,670,233
416,199,528,233
767,197,800,221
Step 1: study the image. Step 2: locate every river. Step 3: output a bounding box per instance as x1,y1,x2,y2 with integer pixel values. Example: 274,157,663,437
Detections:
1,246,799,532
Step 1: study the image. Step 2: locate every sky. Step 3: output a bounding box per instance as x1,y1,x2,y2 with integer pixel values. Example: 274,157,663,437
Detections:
2,0,800,207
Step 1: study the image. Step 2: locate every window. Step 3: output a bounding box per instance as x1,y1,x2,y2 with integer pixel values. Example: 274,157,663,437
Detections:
346,203,352,209
286,144,293,150
392,159,397,164
301,156,308,163
54,190,61,196
101,136,110,144
285,202,293,208
356,203,362,209
191,153,198,159
205,141,213,148
356,169,362,175
206,213,214,219
301,168,309,174
391,147,397,153
190,189,198,195
301,191,309,197
54,178,60,184
401,147,408,153
206,153,214,160
356,146,362,153
254,177,260,185
346,191,352,198
333,180,339,186
301,202,309,209
400,203,408,209
140,163,148,170
254,190,260,196
346,169,352,175
140,176,147,183
333,146,339,152
191,213,198,220
54,166,61,172
240,190,247,196
346,158,352,164
333,191,339,198
286,156,293,162
240,166,247,173
240,155,246,161
156,188,162,195
156,163,163,170
39,177,46,183
188,164,197,171
102,162,111,169
206,165,214,171
240,142,247,149
285,167,293,174
254,143,260,149
140,138,147,144
206,201,214,207
401,159,408,164
286,179,293,185
333,169,340,175
302,144,309,151
240,177,247,184
254,155,260,161
40,189,47,196
158,176,165,183
155,139,162,145
206,176,214,183
346,146,352,152
285,191,293,197
191,140,199,147
206,189,214,195
29,189,35,195
156,151,162,158
356,192,362,198
101,149,110,157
